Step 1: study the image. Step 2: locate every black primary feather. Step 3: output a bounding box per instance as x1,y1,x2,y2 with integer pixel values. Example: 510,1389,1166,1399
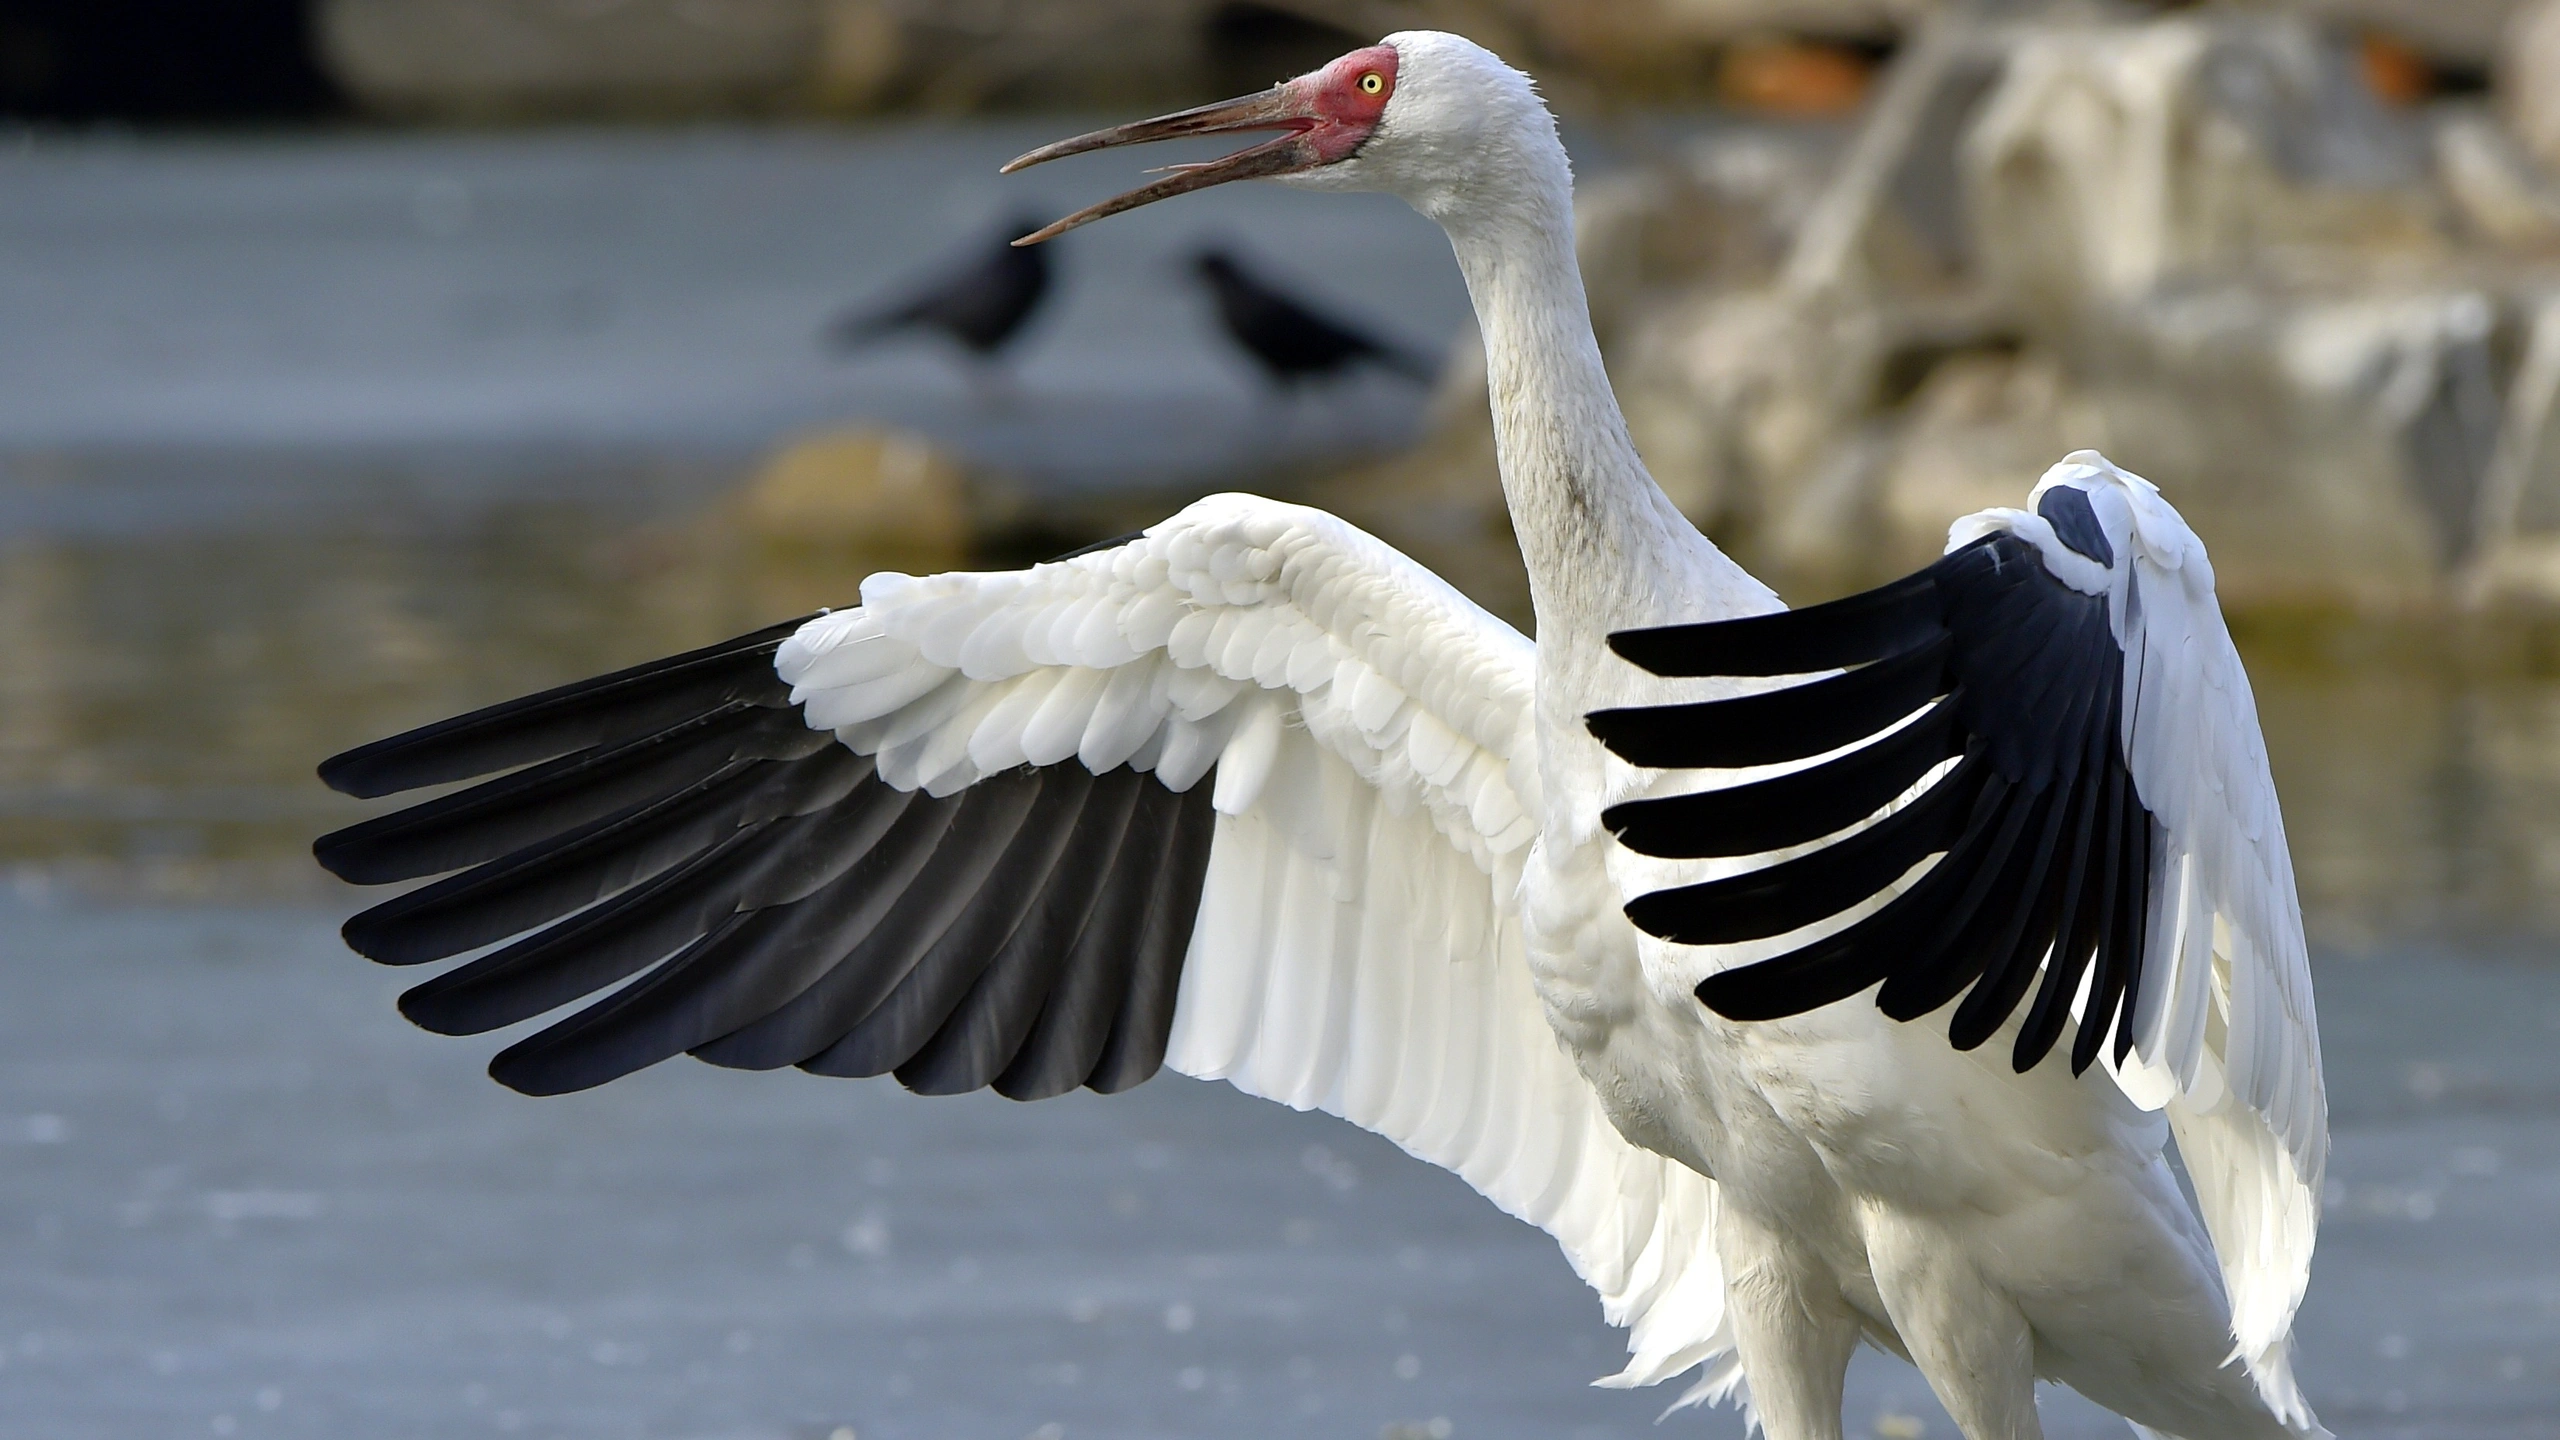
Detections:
892,768,1152,1096
1602,700,1962,859
1592,527,2157,1074
1586,633,1949,770
1606,568,1941,678
315,604,1222,1102
317,615,815,800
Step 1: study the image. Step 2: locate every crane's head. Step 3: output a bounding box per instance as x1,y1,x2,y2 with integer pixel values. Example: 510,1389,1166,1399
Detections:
1003,31,1556,243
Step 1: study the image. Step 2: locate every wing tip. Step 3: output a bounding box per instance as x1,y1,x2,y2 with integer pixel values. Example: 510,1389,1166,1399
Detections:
339,909,412,967
396,974,514,1037
1691,970,1795,1024
1582,707,1651,766
317,738,424,800
316,750,383,799
310,829,359,882
311,819,421,888
487,1040,615,1098
311,611,825,805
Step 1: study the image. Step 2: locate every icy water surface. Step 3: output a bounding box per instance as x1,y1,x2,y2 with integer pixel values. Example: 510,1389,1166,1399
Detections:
0,125,2557,1439
0,906,2553,1440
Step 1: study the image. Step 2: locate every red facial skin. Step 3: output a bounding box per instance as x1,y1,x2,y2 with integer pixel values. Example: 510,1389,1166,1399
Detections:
1296,44,1400,163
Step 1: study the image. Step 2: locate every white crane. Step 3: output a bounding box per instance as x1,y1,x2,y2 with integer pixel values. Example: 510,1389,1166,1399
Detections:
316,32,2326,1440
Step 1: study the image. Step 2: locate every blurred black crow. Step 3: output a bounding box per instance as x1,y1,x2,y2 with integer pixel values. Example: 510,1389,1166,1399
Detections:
1191,246,1439,390
828,213,1055,365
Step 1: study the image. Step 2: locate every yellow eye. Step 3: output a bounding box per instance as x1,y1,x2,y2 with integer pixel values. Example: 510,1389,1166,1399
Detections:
1358,72,1384,95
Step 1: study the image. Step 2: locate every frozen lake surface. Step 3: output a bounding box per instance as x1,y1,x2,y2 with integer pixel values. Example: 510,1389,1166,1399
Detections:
0,900,2552,1440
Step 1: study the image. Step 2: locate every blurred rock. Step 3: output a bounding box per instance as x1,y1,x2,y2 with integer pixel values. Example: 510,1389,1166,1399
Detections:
2355,29,2437,106
315,0,1379,118
1777,16,2011,302
709,425,978,618
1869,349,2082,572
1620,285,1894,561
1963,16,2443,323
831,0,1227,113
811,0,911,112
2435,109,2560,248
1301,0,1925,105
1576,129,1834,345
2463,292,2560,604
2260,0,2534,68
1603,16,2017,575
1954,12,2543,597
319,0,824,117
2500,0,2560,170
1588,8,2560,609
1953,14,2490,597
306,0,2555,122
1536,0,1921,53
741,425,971,558
1713,37,1876,117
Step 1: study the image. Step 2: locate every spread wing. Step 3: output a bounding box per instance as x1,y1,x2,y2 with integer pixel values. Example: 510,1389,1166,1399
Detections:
1587,451,2325,1424
316,492,1737,1406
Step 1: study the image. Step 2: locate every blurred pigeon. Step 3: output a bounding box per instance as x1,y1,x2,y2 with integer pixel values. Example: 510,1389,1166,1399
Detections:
828,213,1055,366
1191,246,1438,390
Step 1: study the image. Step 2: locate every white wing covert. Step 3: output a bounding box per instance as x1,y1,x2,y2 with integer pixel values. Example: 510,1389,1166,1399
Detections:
2051,454,2325,1424
1585,451,2323,1424
315,491,1738,1407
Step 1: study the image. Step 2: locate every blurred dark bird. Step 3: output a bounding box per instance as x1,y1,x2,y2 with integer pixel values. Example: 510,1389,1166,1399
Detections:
1191,246,1439,389
827,213,1055,366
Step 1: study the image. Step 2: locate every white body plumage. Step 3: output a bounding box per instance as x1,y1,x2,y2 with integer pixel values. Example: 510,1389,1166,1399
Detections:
796,33,2326,1437
321,29,2328,1440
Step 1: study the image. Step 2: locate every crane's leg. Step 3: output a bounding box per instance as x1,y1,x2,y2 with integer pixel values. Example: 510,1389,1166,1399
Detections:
1867,1220,2043,1440
1716,1207,1861,1440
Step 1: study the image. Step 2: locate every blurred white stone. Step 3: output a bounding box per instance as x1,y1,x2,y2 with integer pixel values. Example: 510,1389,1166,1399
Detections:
1621,285,1889,551
1869,350,2085,574
1951,15,2514,594
1962,14,2442,321
1601,8,2560,604
740,425,972,558
1576,131,1831,349
1581,131,1841,531
2499,0,2560,171
2434,109,2560,249
2462,292,2560,601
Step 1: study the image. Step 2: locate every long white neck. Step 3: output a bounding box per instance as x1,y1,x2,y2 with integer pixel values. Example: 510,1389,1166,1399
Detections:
1432,145,1772,646
1359,34,1782,839
1418,113,1782,838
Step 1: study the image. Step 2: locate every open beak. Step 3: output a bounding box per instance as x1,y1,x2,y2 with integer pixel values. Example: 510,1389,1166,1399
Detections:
1002,84,1325,245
